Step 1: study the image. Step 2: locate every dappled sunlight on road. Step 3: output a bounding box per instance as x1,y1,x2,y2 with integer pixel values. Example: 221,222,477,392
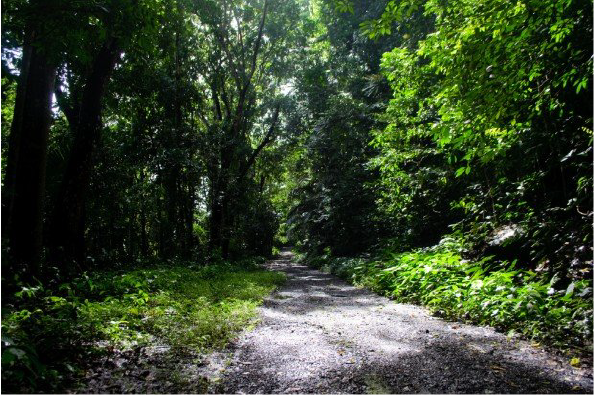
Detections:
219,250,593,394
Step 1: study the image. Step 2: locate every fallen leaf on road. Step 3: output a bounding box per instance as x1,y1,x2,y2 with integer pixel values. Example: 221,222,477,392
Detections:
570,357,580,367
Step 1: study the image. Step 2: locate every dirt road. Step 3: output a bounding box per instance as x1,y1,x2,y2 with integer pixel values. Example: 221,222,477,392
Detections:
219,250,592,393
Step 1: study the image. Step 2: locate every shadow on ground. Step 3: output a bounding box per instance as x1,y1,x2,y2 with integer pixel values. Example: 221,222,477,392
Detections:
220,250,593,394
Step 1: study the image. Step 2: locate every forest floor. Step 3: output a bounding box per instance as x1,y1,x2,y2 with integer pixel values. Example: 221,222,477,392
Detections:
217,250,593,394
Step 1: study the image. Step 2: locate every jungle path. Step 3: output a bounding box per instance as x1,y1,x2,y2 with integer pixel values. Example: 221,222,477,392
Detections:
218,250,592,394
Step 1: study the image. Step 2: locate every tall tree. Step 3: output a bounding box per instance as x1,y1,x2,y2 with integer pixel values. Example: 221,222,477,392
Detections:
46,0,162,270
194,0,303,257
47,37,122,268
2,0,61,281
6,42,56,280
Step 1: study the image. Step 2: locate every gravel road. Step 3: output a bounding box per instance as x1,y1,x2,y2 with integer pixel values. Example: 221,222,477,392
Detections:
219,250,593,394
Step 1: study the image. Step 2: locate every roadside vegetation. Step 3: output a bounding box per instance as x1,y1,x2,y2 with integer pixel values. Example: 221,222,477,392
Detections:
302,235,592,356
1,259,285,393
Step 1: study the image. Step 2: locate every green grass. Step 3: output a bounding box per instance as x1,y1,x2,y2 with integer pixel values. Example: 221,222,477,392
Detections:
304,238,592,355
1,259,285,392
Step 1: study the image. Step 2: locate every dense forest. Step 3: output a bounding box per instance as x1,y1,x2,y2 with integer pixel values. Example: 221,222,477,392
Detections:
1,0,592,392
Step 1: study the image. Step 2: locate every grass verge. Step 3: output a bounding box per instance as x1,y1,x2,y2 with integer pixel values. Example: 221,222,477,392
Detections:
1,258,285,392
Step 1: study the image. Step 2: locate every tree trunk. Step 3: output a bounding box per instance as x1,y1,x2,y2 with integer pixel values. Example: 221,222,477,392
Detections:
2,31,33,239
186,182,195,257
209,143,233,258
158,179,166,258
47,38,121,271
209,187,225,256
221,203,232,259
161,18,184,259
140,208,148,256
163,165,179,258
5,39,56,282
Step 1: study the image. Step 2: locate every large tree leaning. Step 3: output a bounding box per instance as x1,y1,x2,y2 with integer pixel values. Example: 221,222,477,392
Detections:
47,37,121,271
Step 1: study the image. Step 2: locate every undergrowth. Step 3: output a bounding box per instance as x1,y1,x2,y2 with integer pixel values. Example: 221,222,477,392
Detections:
303,237,593,355
1,258,285,392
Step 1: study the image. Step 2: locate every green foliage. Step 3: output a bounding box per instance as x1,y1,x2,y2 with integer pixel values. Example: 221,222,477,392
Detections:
288,94,383,255
287,0,402,255
1,77,16,180
309,236,592,352
308,254,367,282
367,0,592,274
1,260,285,392
377,0,592,166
